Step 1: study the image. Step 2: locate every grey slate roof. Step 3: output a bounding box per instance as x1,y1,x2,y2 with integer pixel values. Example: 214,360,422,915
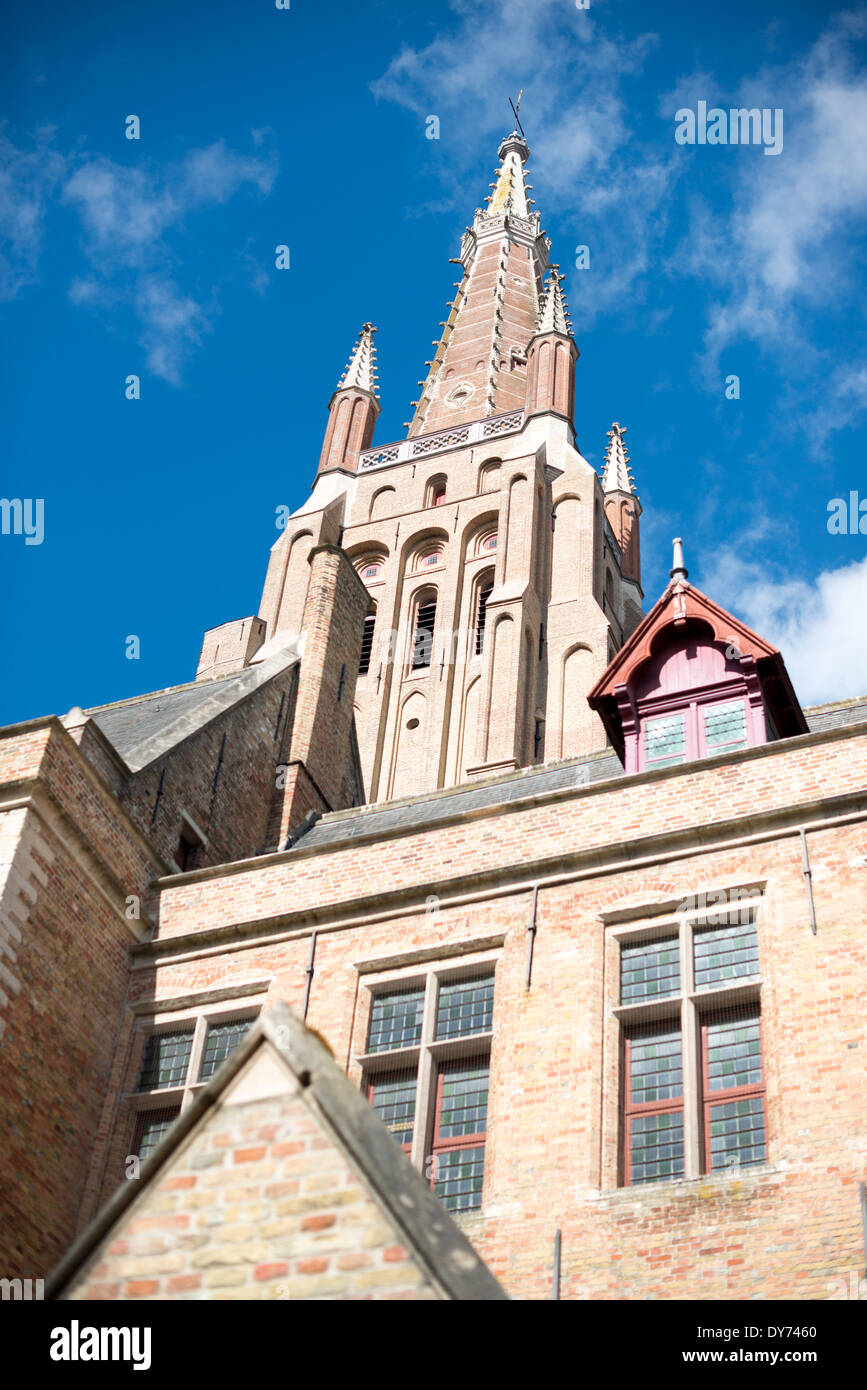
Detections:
293,695,867,855
84,650,299,773
87,675,243,759
804,696,867,733
296,750,624,851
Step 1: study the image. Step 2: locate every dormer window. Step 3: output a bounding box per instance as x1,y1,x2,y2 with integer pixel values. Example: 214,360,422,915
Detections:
588,577,808,777
642,698,749,772
644,712,687,769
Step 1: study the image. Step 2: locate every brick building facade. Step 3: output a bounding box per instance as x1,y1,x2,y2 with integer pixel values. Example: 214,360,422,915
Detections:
1,128,865,1301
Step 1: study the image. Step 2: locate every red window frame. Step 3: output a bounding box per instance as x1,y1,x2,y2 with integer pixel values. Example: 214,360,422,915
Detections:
621,1025,684,1187
700,1006,766,1173
429,1056,488,1189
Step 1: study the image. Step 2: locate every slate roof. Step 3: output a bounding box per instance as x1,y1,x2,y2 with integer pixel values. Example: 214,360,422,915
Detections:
87,675,243,759
804,696,867,734
296,750,624,851
84,651,300,773
292,696,867,854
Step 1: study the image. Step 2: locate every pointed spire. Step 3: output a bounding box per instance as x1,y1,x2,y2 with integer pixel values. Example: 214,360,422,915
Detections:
670,537,689,582
485,131,532,220
601,422,637,495
537,267,573,336
338,322,379,398
407,125,550,438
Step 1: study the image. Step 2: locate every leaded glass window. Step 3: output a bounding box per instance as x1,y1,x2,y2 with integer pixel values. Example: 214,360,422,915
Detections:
629,1110,685,1185
137,1031,194,1090
644,712,686,768
620,936,680,1003
435,976,494,1039
629,1028,683,1104
707,1096,766,1170
705,1016,762,1091
618,911,766,1187
431,1061,488,1212
703,700,748,753
694,920,759,991
135,1107,180,1161
623,1025,685,1185
368,1072,417,1149
362,966,496,1214
438,1064,489,1138
199,1018,254,1081
433,1146,486,1212
703,1011,766,1171
367,988,425,1053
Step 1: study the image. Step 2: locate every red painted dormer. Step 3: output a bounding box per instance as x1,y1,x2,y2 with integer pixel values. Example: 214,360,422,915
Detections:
587,541,807,773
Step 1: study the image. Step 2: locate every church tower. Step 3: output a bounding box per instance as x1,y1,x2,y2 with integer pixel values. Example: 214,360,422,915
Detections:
206,127,645,803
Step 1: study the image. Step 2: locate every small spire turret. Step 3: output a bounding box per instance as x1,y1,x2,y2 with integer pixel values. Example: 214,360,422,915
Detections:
316,322,381,478
601,421,642,588
601,422,637,496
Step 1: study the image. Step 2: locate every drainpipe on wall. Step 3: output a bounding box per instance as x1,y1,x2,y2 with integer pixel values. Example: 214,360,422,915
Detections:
800,828,818,935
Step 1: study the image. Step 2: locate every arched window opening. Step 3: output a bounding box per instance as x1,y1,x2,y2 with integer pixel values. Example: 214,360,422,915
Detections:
426,474,447,507
475,579,494,656
359,606,376,675
412,595,437,670
478,459,501,494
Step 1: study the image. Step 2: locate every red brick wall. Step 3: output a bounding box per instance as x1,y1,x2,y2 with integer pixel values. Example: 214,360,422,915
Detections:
87,724,867,1299
0,724,160,1278
118,665,299,870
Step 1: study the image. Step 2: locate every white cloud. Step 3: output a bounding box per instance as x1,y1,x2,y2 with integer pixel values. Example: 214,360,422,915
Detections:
0,126,66,299
676,12,867,399
697,549,867,705
0,129,277,382
60,140,277,382
804,362,867,451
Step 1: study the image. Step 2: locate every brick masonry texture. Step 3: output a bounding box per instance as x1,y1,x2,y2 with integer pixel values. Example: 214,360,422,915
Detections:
67,1064,440,1300
81,719,866,1301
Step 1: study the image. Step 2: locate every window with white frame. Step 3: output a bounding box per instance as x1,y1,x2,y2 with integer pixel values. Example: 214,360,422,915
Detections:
359,964,496,1213
613,898,766,1187
130,1009,259,1161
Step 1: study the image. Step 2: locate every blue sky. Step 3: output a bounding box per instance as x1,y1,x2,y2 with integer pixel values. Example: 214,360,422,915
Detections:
2,0,866,726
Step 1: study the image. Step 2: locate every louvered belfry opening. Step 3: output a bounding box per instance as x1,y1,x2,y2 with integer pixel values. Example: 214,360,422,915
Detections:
359,608,376,675
475,579,494,656
412,596,437,669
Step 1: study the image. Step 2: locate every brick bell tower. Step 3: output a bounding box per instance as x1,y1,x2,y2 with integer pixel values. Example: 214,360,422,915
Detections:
239,124,645,802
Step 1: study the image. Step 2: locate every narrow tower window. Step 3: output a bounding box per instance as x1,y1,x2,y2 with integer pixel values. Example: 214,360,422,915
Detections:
412,596,437,670
425,475,447,508
359,607,376,675
475,580,493,656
